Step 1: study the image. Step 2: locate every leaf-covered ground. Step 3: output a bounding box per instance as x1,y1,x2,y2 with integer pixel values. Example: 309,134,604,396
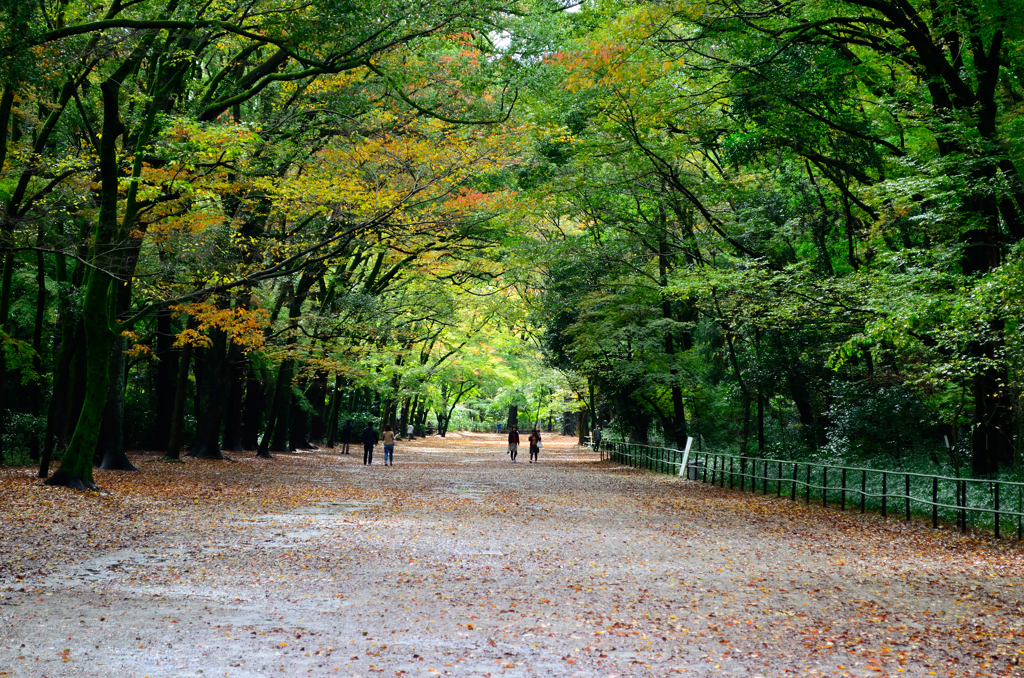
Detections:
1,434,1022,677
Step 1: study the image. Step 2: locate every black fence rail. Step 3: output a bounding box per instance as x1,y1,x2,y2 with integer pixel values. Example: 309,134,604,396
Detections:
590,438,1024,540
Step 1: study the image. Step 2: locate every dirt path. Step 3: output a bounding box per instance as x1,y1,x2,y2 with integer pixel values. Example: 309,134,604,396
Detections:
1,433,1023,677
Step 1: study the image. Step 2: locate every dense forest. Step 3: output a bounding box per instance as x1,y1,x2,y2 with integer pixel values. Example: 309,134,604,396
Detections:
0,0,1022,488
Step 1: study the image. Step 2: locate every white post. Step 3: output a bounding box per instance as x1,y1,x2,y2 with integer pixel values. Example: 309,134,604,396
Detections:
678,436,694,477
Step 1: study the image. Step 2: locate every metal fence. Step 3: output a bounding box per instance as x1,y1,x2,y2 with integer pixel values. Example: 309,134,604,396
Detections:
590,438,1024,540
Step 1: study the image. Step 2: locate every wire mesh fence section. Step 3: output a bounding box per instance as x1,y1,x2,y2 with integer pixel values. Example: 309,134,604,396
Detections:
589,438,1024,540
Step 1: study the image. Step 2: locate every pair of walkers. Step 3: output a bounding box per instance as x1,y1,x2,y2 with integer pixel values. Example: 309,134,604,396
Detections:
361,423,396,466
507,426,542,463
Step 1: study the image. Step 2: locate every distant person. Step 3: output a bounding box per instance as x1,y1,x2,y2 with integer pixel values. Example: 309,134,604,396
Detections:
592,424,602,449
361,422,378,465
407,423,415,440
497,422,502,434
529,428,542,463
340,419,353,455
382,424,395,466
507,425,520,463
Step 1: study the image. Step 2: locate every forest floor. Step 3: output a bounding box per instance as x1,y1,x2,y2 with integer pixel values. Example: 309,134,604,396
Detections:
0,434,1023,678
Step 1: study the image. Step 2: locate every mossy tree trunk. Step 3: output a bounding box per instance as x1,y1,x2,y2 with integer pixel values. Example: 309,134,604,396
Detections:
45,51,149,488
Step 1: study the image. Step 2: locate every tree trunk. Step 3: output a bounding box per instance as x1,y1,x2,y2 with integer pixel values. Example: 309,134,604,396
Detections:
0,249,13,464
62,322,88,445
308,369,328,442
325,374,342,447
189,328,229,459
628,409,650,444
165,336,194,461
786,370,819,451
96,330,137,470
220,343,246,452
48,51,157,488
27,247,46,461
44,270,116,489
289,376,312,450
261,358,294,455
399,397,410,437
757,392,765,455
658,234,687,445
507,404,518,430
240,362,265,451
152,307,177,450
408,397,419,434
40,317,80,478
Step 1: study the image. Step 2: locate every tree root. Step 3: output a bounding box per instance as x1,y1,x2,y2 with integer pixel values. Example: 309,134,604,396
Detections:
42,470,99,491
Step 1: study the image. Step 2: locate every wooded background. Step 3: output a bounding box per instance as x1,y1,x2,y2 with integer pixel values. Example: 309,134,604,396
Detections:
1,0,1022,486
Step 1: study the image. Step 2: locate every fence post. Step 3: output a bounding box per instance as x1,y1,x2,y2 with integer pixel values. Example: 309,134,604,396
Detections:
805,464,811,505
994,481,1000,540
822,467,828,507
954,481,962,532
729,457,734,490
777,462,782,498
905,474,911,521
679,437,693,478
762,460,768,495
932,476,938,529
791,463,798,500
740,457,745,492
702,453,709,483
882,472,887,518
860,470,866,514
841,468,847,511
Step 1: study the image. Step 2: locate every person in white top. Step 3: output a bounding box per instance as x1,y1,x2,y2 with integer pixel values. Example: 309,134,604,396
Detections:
407,423,415,440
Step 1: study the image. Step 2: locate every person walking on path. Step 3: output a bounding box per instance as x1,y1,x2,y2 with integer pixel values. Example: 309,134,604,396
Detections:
592,424,602,450
361,422,378,465
407,423,415,440
340,419,353,455
507,426,520,463
382,424,396,466
529,428,542,463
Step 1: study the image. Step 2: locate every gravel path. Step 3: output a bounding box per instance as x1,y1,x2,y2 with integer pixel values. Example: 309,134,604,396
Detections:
1,433,1023,677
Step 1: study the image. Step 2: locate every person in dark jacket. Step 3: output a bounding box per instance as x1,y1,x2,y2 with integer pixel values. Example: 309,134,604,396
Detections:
340,419,353,455
507,426,520,463
361,423,378,465
529,428,542,463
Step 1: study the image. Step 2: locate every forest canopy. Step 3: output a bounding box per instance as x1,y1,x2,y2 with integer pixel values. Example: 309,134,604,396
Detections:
1,0,1023,487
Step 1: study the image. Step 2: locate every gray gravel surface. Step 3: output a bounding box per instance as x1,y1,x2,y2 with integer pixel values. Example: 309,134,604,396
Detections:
1,433,1023,677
